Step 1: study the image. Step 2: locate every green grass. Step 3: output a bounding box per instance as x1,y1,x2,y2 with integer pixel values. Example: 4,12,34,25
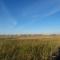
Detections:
0,37,60,60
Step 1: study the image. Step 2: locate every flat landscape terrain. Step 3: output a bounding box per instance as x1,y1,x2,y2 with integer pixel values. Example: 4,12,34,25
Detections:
0,35,60,60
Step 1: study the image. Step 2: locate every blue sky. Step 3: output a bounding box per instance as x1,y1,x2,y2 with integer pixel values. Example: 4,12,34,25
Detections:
0,0,60,34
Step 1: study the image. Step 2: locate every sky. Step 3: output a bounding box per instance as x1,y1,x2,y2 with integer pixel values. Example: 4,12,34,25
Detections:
0,0,60,34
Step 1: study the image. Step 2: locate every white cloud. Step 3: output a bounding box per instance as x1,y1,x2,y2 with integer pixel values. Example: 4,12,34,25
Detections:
44,9,60,17
0,1,18,29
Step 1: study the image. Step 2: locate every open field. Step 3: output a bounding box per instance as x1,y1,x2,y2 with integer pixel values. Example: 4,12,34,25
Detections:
0,35,60,60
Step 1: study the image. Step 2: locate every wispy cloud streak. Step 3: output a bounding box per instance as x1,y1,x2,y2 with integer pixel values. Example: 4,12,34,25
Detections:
0,0,18,29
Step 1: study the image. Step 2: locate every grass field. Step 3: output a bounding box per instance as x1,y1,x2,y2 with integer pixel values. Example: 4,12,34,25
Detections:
0,35,60,60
